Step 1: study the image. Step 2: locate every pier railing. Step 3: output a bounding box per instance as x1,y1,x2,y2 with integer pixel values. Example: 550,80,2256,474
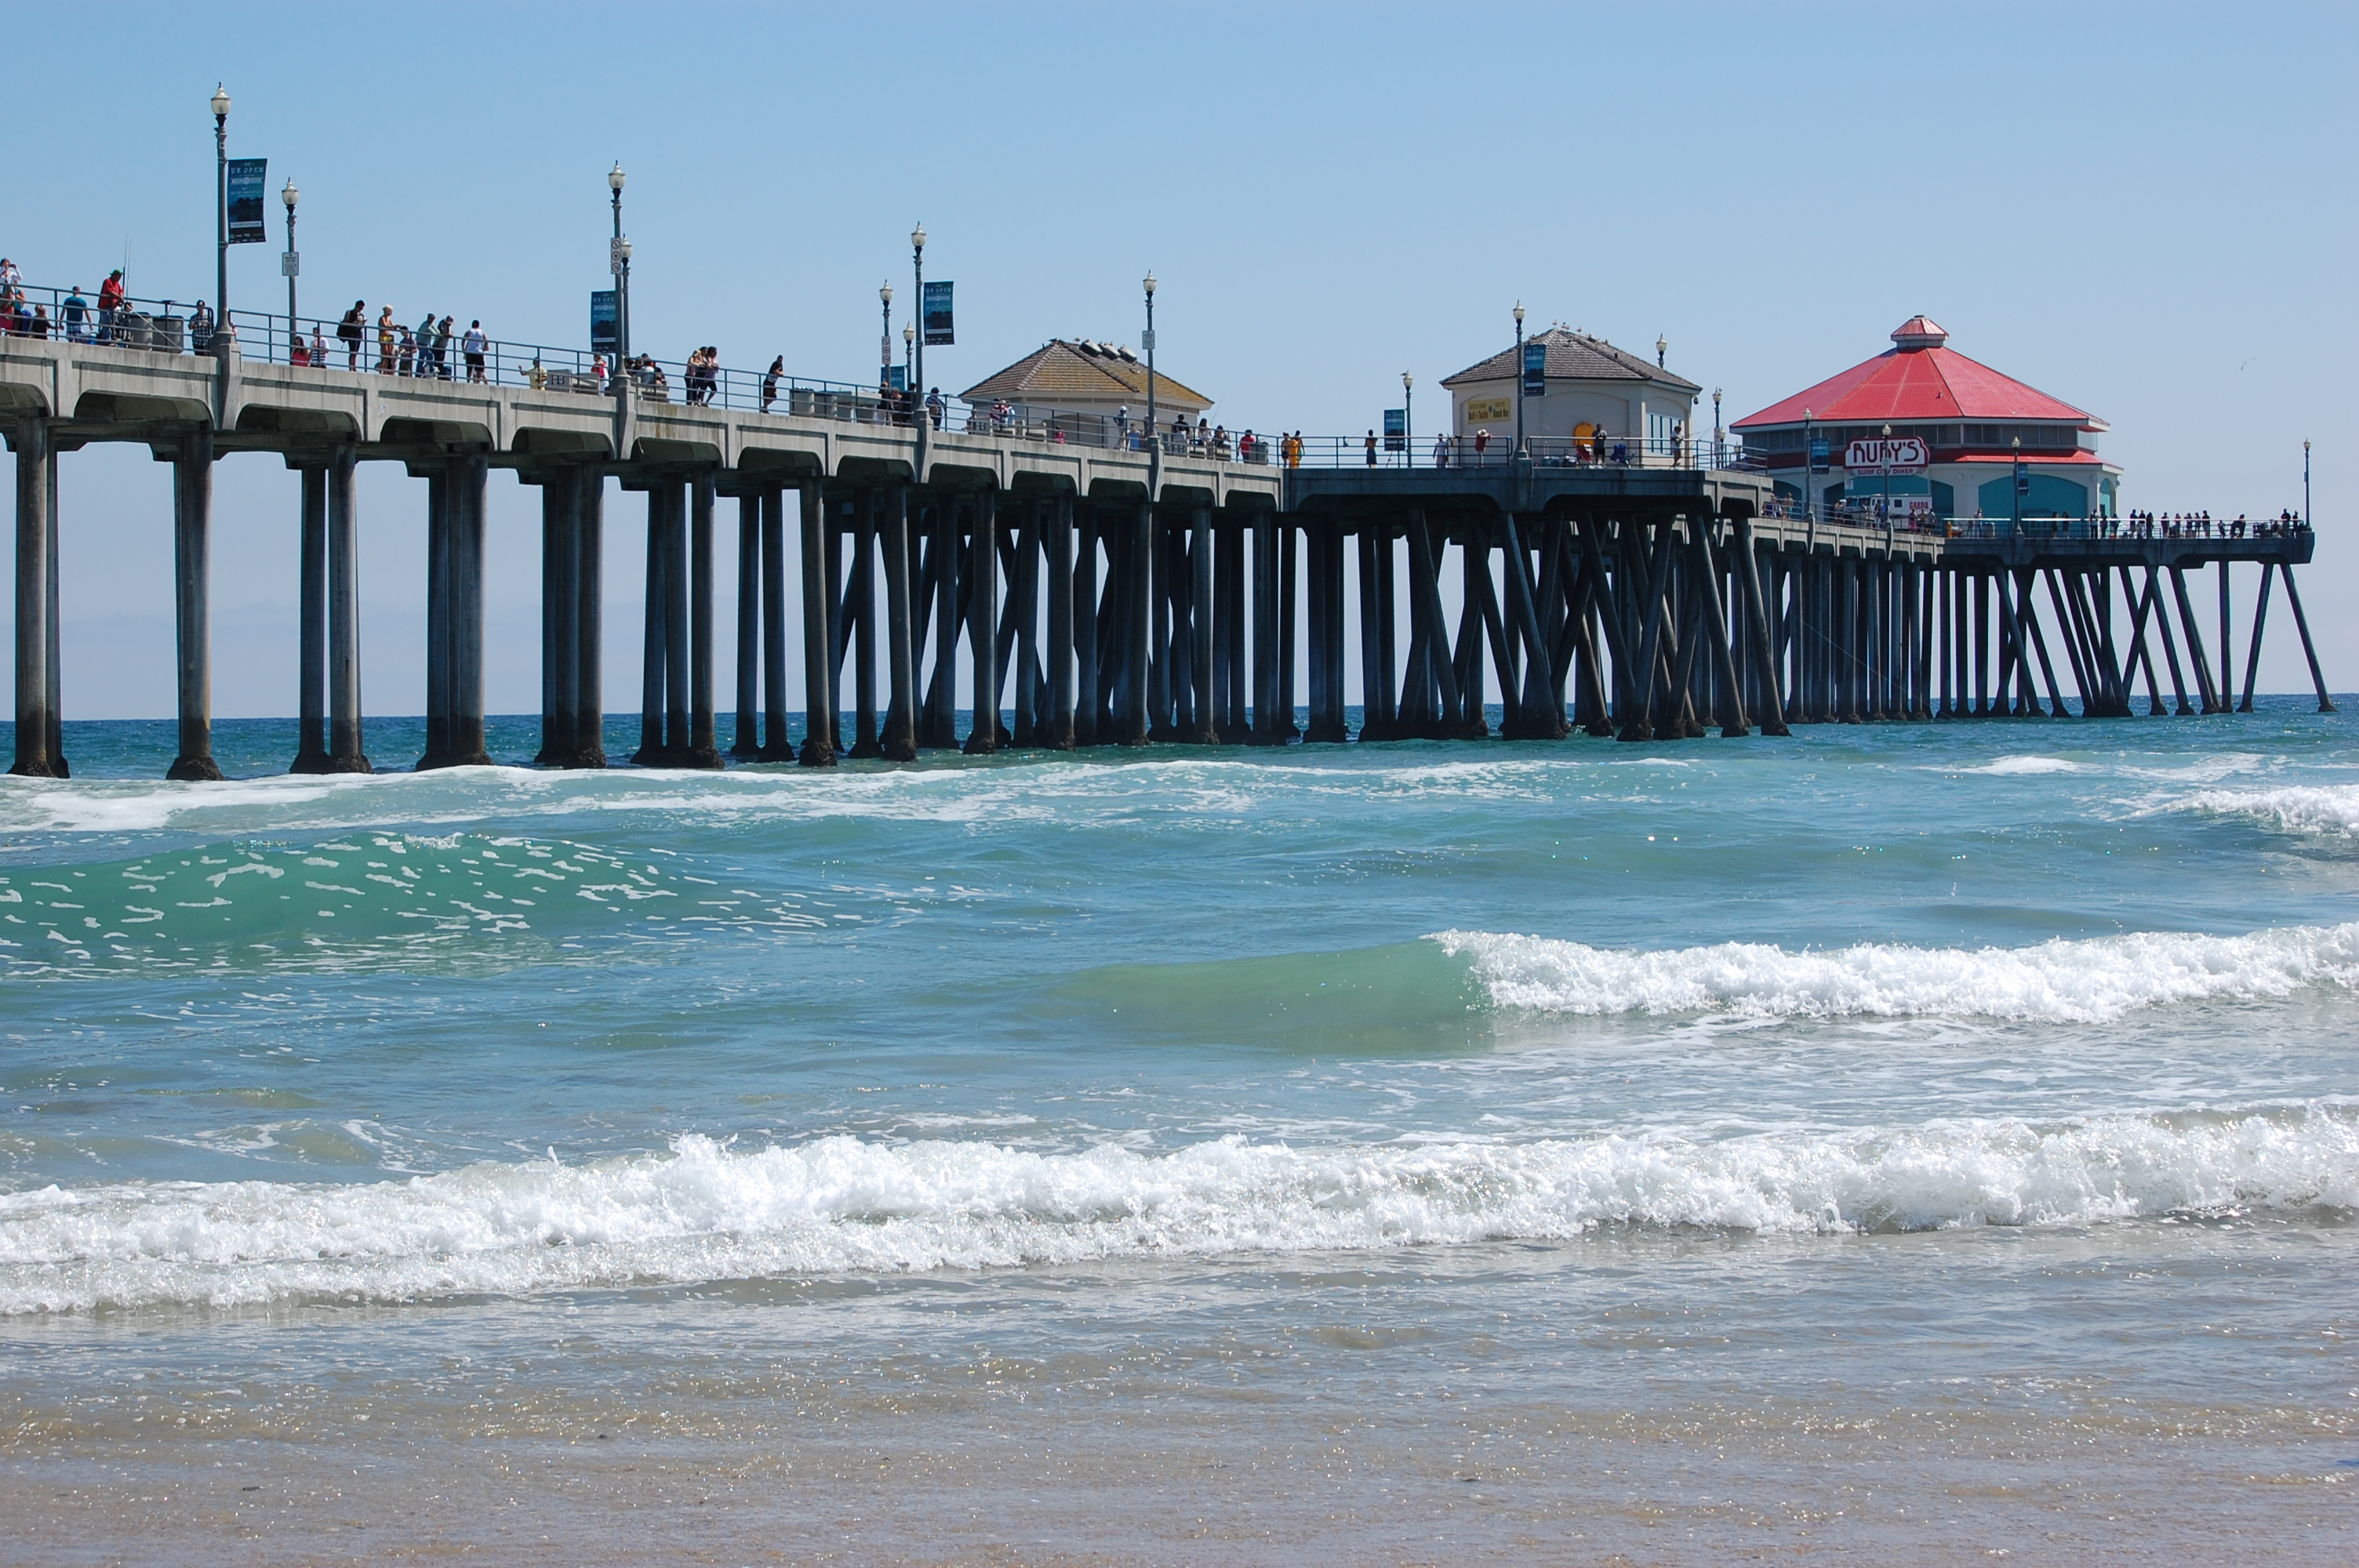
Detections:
1284,433,1765,472
3,278,1290,461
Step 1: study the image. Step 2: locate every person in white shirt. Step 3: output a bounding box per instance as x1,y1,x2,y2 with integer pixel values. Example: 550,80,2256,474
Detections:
462,321,489,383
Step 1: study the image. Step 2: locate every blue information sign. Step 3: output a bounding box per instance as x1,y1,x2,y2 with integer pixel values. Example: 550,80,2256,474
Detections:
227,158,269,244
1808,437,1830,475
590,291,618,353
1521,340,1547,397
1383,408,1405,452
921,280,954,347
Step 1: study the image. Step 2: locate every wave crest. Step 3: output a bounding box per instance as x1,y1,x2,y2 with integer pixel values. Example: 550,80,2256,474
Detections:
1430,924,2359,1022
2177,785,2359,837
4,1109,2354,1313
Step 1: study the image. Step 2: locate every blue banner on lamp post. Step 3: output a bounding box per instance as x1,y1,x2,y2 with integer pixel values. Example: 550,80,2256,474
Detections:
1383,408,1405,452
1521,340,1547,397
227,158,269,244
590,291,618,354
921,281,954,347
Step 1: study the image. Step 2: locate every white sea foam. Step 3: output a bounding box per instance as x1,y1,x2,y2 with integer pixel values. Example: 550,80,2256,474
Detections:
1949,754,2083,776
1430,924,2359,1022
2173,784,2359,837
3,1110,2350,1314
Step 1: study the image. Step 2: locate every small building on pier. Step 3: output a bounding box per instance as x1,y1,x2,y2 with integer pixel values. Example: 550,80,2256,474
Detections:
1732,317,2120,522
961,339,1213,438
1441,327,1700,457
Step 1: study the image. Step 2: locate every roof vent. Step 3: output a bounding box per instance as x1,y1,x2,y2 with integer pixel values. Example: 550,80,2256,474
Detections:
1891,315,1948,350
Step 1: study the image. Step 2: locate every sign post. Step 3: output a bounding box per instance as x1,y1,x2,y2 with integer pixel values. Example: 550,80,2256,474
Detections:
1383,408,1405,456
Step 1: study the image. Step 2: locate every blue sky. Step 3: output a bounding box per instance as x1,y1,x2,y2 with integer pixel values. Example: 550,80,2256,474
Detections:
5,0,2353,720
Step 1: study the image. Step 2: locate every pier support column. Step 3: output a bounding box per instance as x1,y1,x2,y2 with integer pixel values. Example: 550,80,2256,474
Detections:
1251,512,1280,743
292,465,329,771
731,492,760,758
1188,506,1218,742
1121,502,1150,746
1015,499,1040,747
325,446,371,772
883,485,918,762
1072,505,1099,746
1046,494,1076,750
167,427,223,781
534,474,566,766
760,488,793,760
663,479,693,762
686,470,721,767
966,488,1000,753
850,488,881,757
797,482,837,765
571,466,607,768
11,417,60,778
426,452,492,770
634,481,670,764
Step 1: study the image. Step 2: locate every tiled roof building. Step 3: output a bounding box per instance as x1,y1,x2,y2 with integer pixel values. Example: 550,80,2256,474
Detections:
1733,318,2120,521
960,339,1212,419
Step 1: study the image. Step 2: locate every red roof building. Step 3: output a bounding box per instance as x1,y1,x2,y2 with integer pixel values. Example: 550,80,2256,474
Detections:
1732,318,2120,521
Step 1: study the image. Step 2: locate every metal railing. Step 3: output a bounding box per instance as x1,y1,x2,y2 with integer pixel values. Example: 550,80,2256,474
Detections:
1285,433,1765,472
5,276,1296,460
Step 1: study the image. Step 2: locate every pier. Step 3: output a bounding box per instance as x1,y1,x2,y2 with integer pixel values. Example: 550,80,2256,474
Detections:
1,304,2332,779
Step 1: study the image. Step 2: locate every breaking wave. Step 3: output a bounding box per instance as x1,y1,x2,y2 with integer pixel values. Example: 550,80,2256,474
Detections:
5,1109,2353,1313
1431,923,2359,1022
2173,784,2359,837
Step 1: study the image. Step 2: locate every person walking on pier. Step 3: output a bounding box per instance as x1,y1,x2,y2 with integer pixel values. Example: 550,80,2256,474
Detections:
309,325,328,368
1366,430,1378,467
397,322,416,377
761,356,782,413
187,299,213,351
339,302,365,368
462,320,488,383
434,317,456,379
63,285,89,342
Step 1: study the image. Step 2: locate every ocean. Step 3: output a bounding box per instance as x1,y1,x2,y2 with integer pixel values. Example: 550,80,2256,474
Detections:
3,706,2355,1563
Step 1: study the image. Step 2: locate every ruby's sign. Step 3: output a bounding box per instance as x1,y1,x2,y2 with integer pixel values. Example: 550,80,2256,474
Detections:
1845,436,1929,474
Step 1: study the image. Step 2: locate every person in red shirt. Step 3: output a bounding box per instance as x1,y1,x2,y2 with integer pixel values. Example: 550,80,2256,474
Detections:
96,270,128,343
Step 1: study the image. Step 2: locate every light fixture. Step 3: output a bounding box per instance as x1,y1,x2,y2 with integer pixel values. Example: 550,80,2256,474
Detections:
1143,270,1156,297
880,282,892,306
1402,371,1412,390
1513,301,1525,325
911,223,926,255
281,178,297,210
616,237,632,262
608,162,626,194
211,83,231,118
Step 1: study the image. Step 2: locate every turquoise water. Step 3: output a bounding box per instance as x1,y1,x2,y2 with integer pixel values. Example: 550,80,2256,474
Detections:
4,706,2357,1560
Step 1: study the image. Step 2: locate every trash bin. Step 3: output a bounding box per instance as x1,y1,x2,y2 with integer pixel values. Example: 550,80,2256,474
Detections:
150,314,184,354
118,311,152,350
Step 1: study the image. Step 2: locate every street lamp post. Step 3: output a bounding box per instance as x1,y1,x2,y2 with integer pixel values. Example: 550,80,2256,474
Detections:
211,85,231,342
1802,407,1815,521
2303,439,2311,527
1403,371,1413,470
1143,271,1158,489
281,178,299,363
903,322,914,388
608,162,630,373
1512,302,1526,460
1712,387,1723,467
910,224,927,437
879,281,893,404
1881,422,1893,526
2011,435,2024,538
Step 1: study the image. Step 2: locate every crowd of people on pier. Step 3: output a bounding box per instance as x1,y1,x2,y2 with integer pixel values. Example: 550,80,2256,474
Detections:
311,303,490,383
2114,509,2306,539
